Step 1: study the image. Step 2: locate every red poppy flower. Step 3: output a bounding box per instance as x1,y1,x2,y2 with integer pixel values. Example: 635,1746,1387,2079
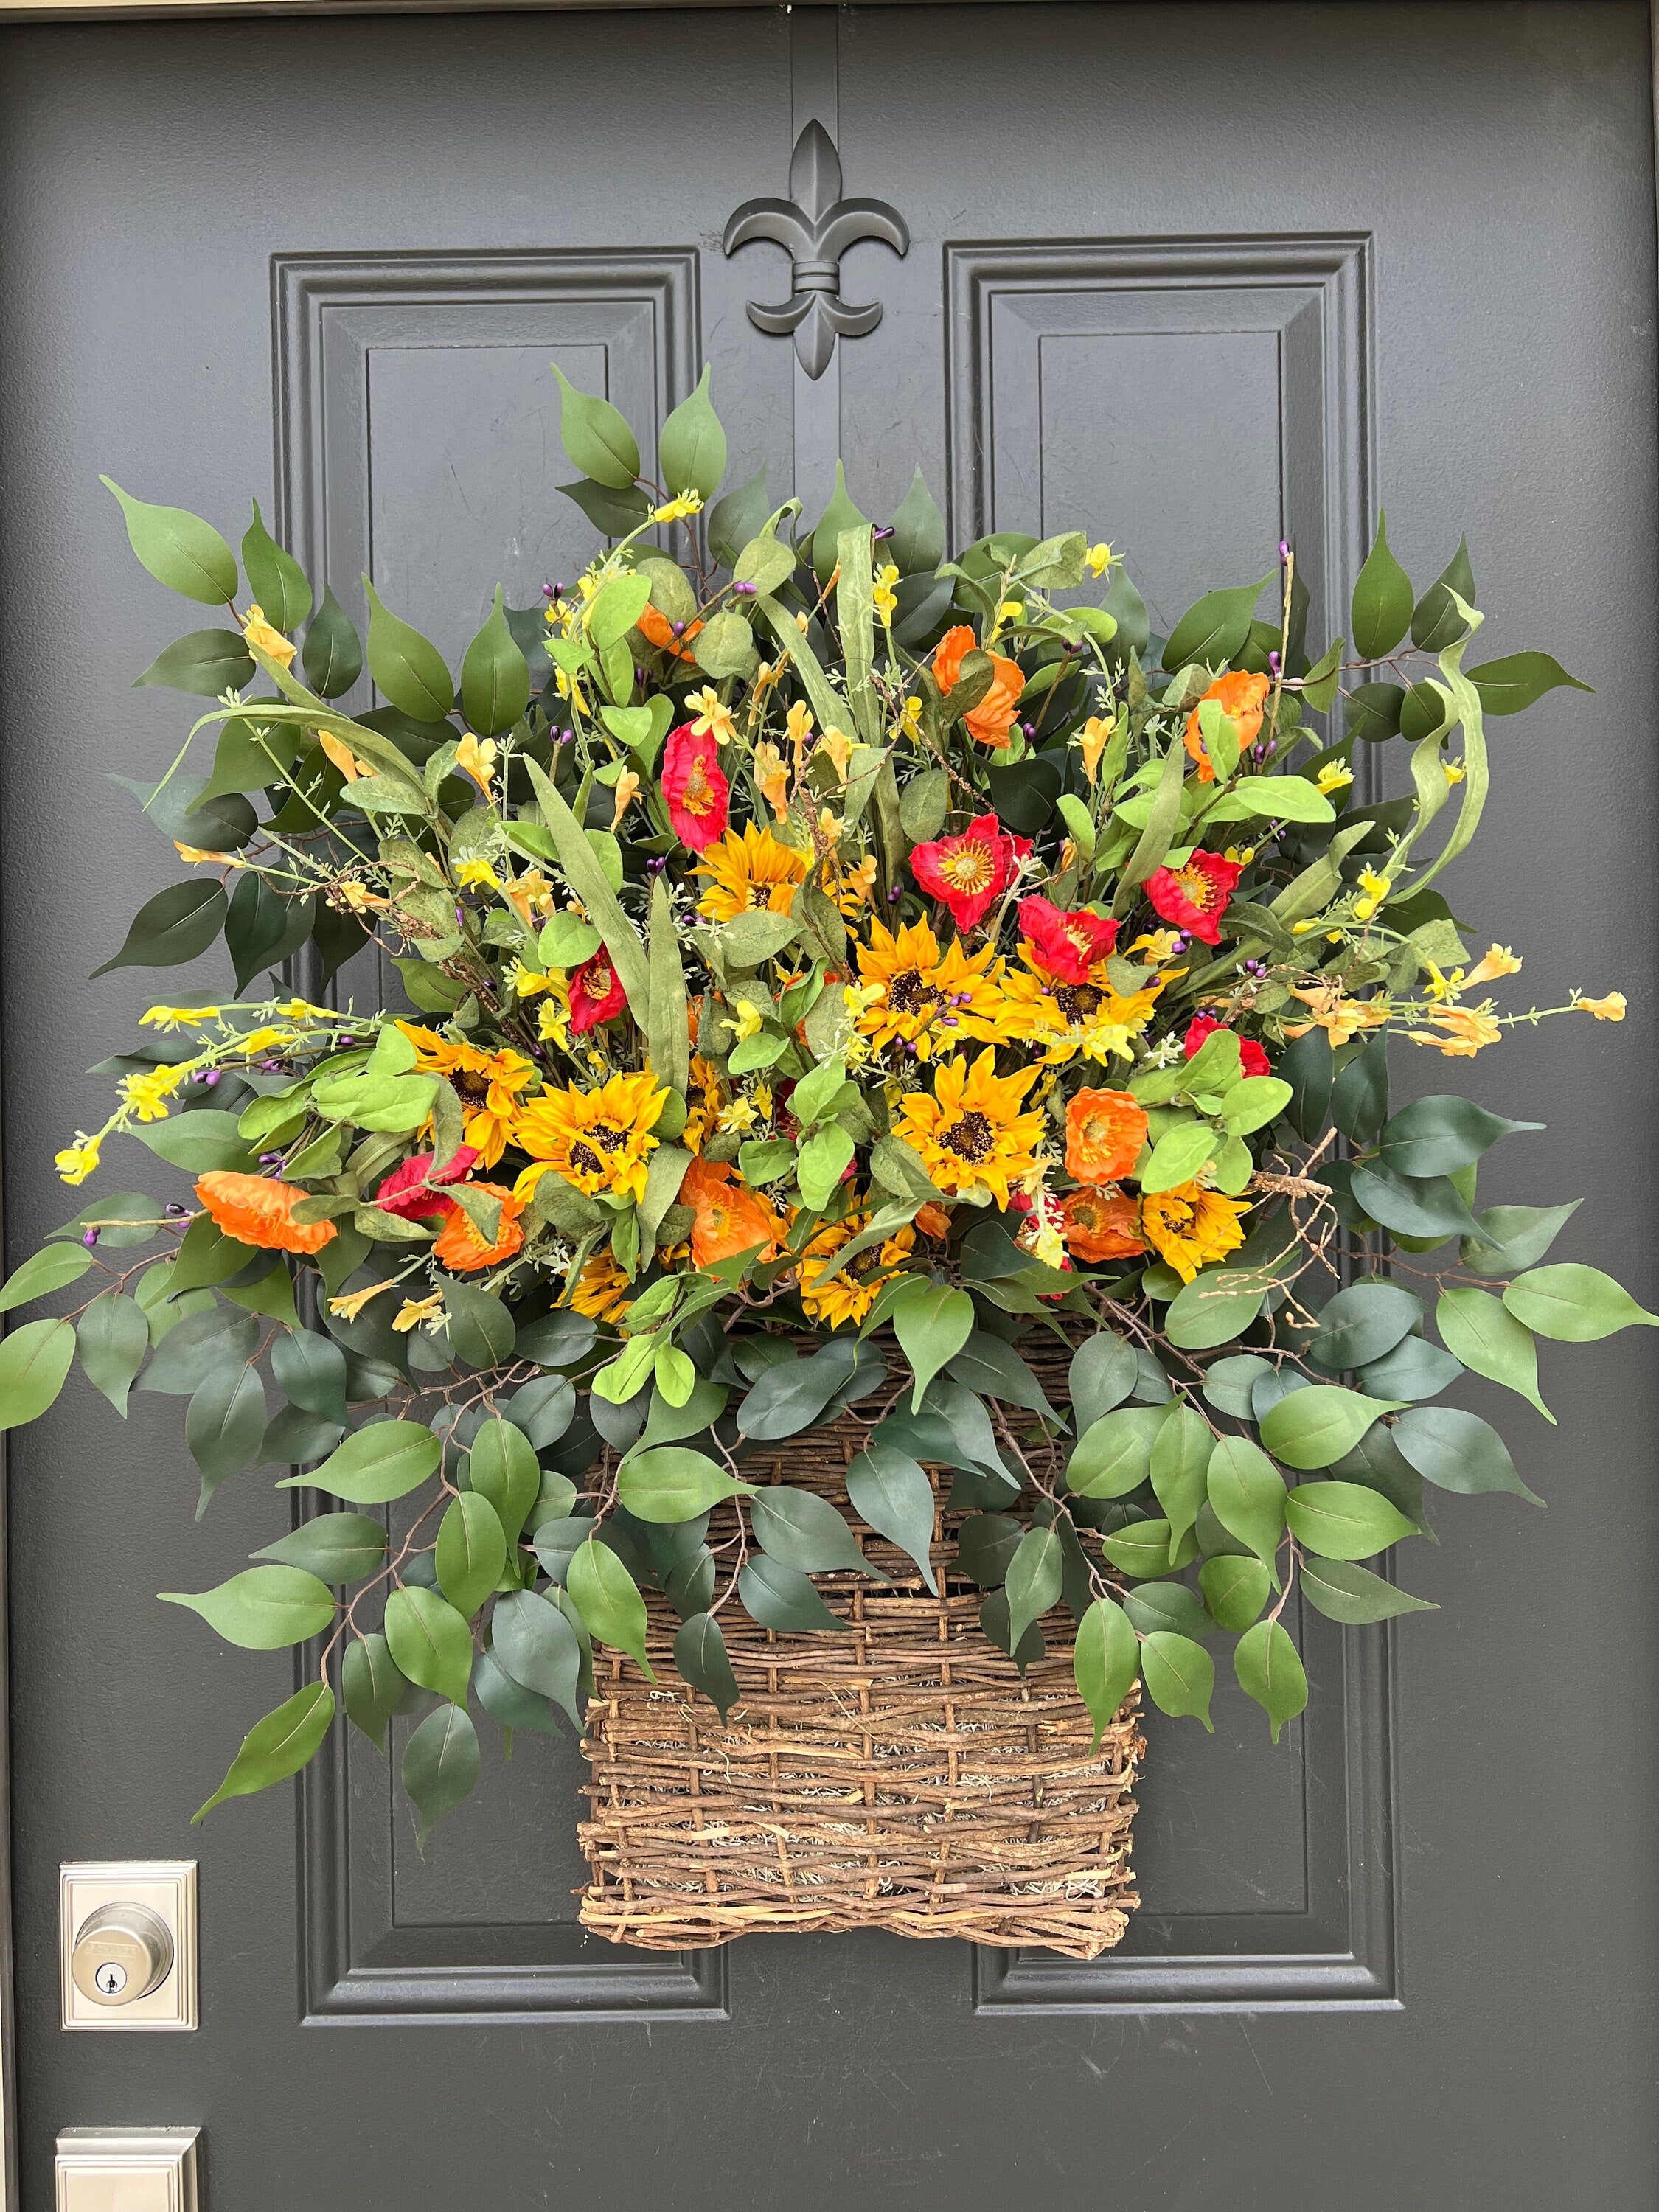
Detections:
374,1146,480,1222
568,948,627,1033
1183,1012,1270,1078
660,723,730,853
909,811,1030,929
1018,895,1119,984
1145,850,1244,946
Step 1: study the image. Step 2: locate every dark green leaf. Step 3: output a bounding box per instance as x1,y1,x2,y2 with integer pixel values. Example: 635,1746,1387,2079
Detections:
1349,510,1413,658
363,579,453,720
845,1444,938,1593
735,1340,858,1440
403,1704,480,1845
187,1361,266,1514
1468,651,1592,716
1410,536,1475,652
749,1485,880,1578
887,466,946,576
76,1291,150,1416
139,1307,259,1395
737,1554,846,1632
1298,1555,1437,1625
1004,1525,1064,1649
135,628,254,696
1069,1331,1138,1431
302,585,364,700
1307,1280,1423,1372
1200,1354,1273,1422
1390,1405,1543,1504
460,585,531,737
945,1331,1059,1419
443,1279,515,1369
674,1610,740,1720
271,1329,349,1426
492,1589,582,1725
1164,572,1273,670
254,1513,387,1585
241,499,311,631
1377,1095,1541,1178
895,1286,976,1412
91,880,226,978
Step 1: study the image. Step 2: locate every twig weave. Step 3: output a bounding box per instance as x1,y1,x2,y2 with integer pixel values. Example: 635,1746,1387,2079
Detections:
577,1391,1142,1959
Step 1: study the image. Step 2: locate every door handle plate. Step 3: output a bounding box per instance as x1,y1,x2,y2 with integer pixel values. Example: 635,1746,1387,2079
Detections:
55,2127,199,2211
60,1863,197,2031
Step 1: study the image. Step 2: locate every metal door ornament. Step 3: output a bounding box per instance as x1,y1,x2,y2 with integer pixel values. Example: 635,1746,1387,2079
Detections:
723,120,908,378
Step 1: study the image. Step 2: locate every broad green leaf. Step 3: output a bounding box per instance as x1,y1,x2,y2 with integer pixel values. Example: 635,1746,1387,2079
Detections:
1004,1524,1064,1650
1467,650,1591,716
1460,1200,1580,1279
737,1554,846,1633
161,1564,335,1649
567,1537,655,1677
1200,1354,1273,1422
887,466,946,576
1259,1385,1399,1469
270,1329,349,1426
491,1589,582,1725
1218,1075,1293,1135
341,1632,409,1751
102,476,237,603
735,1339,858,1440
1096,1517,1176,1579
1149,1405,1211,1549
0,1243,93,1313
1298,1555,1437,1625
362,578,453,720
282,1420,441,1504
1124,1579,1210,1643
302,585,364,699
945,1333,1060,1420
1349,509,1413,658
1140,1630,1214,1729
1199,1553,1271,1630
1390,1404,1543,1503
551,362,641,489
194,1681,334,1820
91,880,226,978
1138,1120,1215,1195
403,1703,480,1844
1165,1273,1265,1351
845,1443,938,1593
133,1106,255,1174
749,1486,880,1579
0,1315,76,1432
616,1447,754,1523
383,1585,473,1705
659,364,728,499
1073,1596,1139,1748
443,1277,515,1368
1206,1433,1287,1570
135,627,255,695
467,1416,541,1541
1411,535,1475,653
1069,1332,1139,1430
1164,571,1273,669
1284,1481,1416,1561
1307,1280,1422,1372
1234,1619,1308,1743
140,1307,258,1394
241,500,311,630
254,1513,388,1585
1377,1094,1540,1178
1436,1287,1552,1421
187,1361,267,1514
435,1491,507,1619
77,1292,150,1416
894,1285,975,1413
1503,1265,1659,1343
460,585,531,736
674,1611,741,1720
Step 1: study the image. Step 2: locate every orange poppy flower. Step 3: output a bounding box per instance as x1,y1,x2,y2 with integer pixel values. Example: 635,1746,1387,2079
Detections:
431,1183,526,1271
195,1171,337,1255
681,1156,785,1269
915,1201,952,1241
1183,669,1270,782
1065,1088,1149,1184
931,625,1026,750
1061,1186,1146,1265
636,602,704,661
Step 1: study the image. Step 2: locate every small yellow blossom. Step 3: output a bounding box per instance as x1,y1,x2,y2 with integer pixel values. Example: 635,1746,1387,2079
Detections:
503,869,554,926
872,563,900,625
795,611,810,634
55,1134,102,1186
754,741,790,824
1577,990,1627,1021
1444,758,1467,785
1352,867,1391,923
650,492,703,523
785,700,815,751
327,1280,397,1323
717,1096,760,1134
1084,542,1116,577
455,732,499,797
817,807,842,846
998,600,1025,624
508,961,552,998
816,727,855,785
1464,943,1523,985
1223,845,1257,866
751,1083,774,1120
392,1293,445,1334
843,855,878,906
173,843,241,867
1129,930,1185,965
241,604,296,669
139,1005,220,1030
1079,714,1113,787
317,731,374,783
1315,761,1355,796
724,999,764,1043
538,997,571,1051
456,858,501,894
236,1027,293,1057
901,695,923,733
1408,1004,1503,1057
686,686,737,747
612,768,641,827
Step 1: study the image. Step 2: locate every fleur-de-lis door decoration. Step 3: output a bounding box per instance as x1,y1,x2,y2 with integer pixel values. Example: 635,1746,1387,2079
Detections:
723,120,910,380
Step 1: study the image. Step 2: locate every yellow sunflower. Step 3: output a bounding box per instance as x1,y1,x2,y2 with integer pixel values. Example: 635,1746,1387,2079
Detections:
569,1253,634,1323
1139,1179,1251,1285
512,1071,666,1206
853,917,1005,1059
693,823,810,922
999,951,1166,1066
397,1023,535,1166
797,1214,917,1329
894,1049,1045,1207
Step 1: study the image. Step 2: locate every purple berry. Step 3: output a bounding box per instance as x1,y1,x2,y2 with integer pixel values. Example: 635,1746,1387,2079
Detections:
205,1070,220,1087
1267,650,1281,675
1279,540,1291,564
82,1228,99,1248
165,1202,187,1217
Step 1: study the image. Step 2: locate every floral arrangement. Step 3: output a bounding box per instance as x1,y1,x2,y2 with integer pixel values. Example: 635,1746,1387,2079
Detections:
3,363,1644,1839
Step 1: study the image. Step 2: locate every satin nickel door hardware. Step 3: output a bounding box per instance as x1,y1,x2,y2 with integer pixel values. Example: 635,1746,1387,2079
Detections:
60,1864,197,2031
55,2128,200,2211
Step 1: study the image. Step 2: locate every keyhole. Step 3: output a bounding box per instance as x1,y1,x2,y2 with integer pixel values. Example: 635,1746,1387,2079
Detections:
94,1961,127,1997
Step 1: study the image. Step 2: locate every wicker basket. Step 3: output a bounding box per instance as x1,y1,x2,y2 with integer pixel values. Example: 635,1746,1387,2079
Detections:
577,1392,1144,1961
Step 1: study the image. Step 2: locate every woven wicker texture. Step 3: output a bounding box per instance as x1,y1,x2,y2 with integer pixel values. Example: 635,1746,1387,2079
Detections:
577,1366,1143,1960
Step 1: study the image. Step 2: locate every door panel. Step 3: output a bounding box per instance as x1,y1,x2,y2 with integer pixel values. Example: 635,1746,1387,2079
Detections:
2,6,1655,2207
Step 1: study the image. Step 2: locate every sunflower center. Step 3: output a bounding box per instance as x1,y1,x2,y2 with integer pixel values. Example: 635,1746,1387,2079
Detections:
1055,983,1102,1023
939,842,993,893
747,884,773,908
568,1141,604,1175
589,1123,627,1153
888,968,932,1013
451,1069,490,1103
939,1110,993,1162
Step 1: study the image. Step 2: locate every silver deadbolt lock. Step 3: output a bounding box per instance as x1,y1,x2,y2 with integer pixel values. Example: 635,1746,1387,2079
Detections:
71,1901,175,2007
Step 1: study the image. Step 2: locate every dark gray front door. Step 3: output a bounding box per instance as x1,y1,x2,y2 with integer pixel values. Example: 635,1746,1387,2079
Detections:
3,6,1655,2205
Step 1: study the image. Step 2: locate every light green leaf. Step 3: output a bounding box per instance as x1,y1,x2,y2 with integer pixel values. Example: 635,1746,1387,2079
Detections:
279,1420,441,1504
550,362,641,489
1298,1556,1438,1625
674,1612,741,1721
161,1565,335,1649
1436,1286,1552,1421
568,1537,655,1677
1004,1524,1064,1650
1140,1630,1214,1730
1259,1385,1399,1469
403,1703,480,1844
1349,510,1413,658
1503,1265,1659,1343
1206,1433,1287,1570
102,476,237,604
1073,1596,1140,1748
460,585,531,736
435,1491,508,1620
659,364,727,499
1284,1480,1416,1562
0,1243,94,1314
362,579,453,720
0,1316,77,1432
1233,1618,1308,1743
193,1682,334,1820
894,1284,976,1413
1150,1405,1211,1549
616,1447,754,1523
383,1585,473,1706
